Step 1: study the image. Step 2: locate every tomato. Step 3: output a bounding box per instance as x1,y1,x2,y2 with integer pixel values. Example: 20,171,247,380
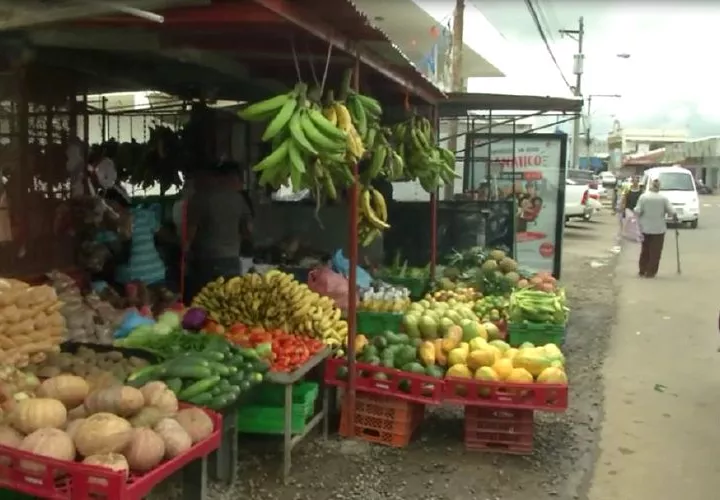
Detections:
229,323,247,335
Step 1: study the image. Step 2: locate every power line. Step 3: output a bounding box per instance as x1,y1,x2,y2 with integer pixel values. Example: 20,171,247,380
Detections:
523,0,573,92
533,0,555,43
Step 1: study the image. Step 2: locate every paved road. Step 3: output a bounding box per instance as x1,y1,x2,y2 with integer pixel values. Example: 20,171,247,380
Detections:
587,196,720,500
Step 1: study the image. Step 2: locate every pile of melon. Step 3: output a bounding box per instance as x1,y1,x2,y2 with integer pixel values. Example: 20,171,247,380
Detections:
0,374,215,483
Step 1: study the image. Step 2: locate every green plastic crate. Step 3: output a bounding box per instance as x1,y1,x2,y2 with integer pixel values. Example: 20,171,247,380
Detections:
356,312,403,336
236,382,319,435
0,490,32,500
380,276,428,300
508,322,566,347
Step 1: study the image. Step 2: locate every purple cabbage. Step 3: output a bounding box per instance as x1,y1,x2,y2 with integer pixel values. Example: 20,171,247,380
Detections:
182,307,208,331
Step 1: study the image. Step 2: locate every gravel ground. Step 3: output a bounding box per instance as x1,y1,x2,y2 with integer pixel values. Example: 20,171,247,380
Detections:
156,219,620,500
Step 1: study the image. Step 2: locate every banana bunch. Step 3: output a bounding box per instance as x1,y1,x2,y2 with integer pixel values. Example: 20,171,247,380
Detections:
357,187,389,247
391,115,458,193
192,270,348,347
361,127,407,183
322,97,365,163
237,84,354,198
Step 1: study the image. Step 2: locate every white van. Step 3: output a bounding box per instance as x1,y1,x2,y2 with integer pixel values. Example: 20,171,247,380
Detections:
641,165,699,228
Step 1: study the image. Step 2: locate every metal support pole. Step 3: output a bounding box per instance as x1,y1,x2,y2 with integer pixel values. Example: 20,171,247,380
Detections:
561,17,584,169
442,0,465,201
345,56,361,437
430,105,439,280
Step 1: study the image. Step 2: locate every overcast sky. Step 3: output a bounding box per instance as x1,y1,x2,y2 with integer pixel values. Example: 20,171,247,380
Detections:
420,1,720,138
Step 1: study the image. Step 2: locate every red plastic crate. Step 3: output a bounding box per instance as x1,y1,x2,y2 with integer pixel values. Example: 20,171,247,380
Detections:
0,406,221,500
339,393,424,448
324,357,443,404
464,407,534,454
444,377,568,411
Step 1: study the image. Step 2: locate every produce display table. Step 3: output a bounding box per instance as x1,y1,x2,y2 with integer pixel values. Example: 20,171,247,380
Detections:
265,347,332,483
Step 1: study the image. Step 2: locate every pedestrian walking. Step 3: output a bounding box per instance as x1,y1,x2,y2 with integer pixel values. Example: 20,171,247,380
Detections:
634,178,678,277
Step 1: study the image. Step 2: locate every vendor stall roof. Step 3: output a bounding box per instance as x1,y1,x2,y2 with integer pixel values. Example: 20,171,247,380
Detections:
11,0,445,105
0,0,203,30
438,92,583,116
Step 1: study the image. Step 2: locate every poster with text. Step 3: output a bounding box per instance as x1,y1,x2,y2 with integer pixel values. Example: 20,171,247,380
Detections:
467,135,564,275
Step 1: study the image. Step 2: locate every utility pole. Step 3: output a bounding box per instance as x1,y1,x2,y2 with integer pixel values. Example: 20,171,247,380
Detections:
560,16,584,169
443,0,465,201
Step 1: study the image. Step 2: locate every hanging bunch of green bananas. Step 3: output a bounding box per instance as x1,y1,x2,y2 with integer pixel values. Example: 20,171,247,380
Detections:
237,83,355,198
357,186,389,247
390,115,458,193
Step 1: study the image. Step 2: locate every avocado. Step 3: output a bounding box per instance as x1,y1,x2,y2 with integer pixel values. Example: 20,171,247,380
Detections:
401,362,426,374
373,335,388,349
425,365,445,378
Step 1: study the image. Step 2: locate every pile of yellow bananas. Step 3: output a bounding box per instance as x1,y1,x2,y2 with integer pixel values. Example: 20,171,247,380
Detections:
391,115,458,193
192,271,348,347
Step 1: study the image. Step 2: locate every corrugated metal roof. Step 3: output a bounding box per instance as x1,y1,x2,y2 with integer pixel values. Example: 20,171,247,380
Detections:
300,0,446,102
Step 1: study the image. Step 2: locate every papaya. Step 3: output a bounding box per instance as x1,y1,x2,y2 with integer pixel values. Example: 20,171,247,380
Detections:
441,325,463,353
418,341,436,366
434,339,447,366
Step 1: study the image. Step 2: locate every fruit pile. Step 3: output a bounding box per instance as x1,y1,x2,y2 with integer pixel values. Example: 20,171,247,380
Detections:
445,338,567,387
224,325,325,373
509,287,569,325
473,295,510,324
192,271,348,349
402,298,501,343
354,331,444,381
425,286,479,304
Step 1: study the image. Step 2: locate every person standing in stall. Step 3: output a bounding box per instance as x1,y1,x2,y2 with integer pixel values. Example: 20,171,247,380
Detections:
183,162,252,303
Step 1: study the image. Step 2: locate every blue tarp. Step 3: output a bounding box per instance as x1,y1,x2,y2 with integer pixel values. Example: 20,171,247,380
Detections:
578,156,604,171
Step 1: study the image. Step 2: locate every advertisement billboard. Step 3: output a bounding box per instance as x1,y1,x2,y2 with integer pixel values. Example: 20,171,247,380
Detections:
463,133,567,277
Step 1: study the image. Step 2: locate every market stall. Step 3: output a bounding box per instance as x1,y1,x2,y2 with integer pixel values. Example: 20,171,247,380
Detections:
0,0,454,495
437,92,584,278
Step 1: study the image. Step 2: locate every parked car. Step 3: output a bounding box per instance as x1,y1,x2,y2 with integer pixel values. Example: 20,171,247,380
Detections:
598,171,618,188
640,165,699,228
565,179,592,222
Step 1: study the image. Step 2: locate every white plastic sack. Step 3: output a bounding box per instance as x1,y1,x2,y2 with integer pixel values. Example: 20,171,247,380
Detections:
621,212,643,243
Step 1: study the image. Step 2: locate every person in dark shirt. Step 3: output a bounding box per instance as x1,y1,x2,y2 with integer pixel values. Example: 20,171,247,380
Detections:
184,163,250,302
620,175,643,215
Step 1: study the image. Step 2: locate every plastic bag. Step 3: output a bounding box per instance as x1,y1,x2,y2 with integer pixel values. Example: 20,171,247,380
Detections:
621,213,643,243
308,266,356,311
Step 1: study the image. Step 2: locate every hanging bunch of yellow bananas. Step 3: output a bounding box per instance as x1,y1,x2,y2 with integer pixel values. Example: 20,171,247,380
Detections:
357,186,389,247
321,93,365,164
391,115,458,193
237,83,355,199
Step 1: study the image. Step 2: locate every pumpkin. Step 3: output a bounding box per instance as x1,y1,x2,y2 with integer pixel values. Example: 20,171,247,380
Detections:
0,425,23,465
84,386,144,417
145,389,178,414
129,407,167,428
67,404,88,421
74,413,132,457
65,418,85,441
82,453,129,486
154,418,191,458
11,398,67,434
123,428,165,472
37,375,89,408
139,382,167,402
174,408,213,444
19,428,75,475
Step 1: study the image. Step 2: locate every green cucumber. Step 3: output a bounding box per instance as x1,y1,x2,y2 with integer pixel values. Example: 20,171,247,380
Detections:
166,365,214,380
167,356,210,369
187,392,214,406
201,351,225,362
208,394,231,410
207,362,230,376
216,379,232,392
165,378,183,393
228,372,246,385
178,375,221,400
127,364,165,383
